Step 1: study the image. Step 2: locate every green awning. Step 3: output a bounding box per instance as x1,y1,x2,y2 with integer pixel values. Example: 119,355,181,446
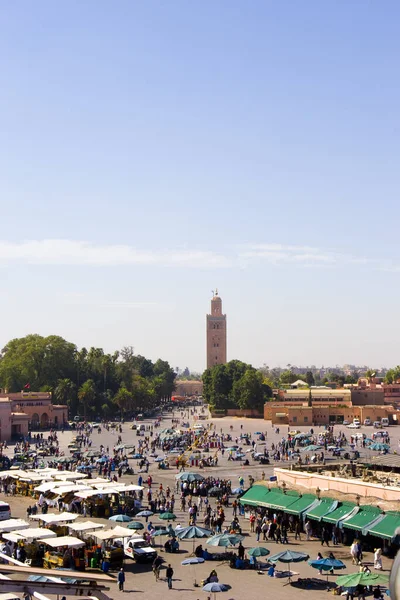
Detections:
342,506,382,532
365,512,400,540
305,499,337,521
322,502,357,525
239,485,271,507
284,494,318,516
263,490,300,511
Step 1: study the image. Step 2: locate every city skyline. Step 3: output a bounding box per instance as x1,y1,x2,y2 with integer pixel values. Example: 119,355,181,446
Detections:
1,2,400,371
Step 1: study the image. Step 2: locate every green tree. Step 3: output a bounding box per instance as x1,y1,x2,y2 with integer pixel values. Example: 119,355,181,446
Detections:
113,387,133,418
305,371,315,387
0,334,76,391
279,370,298,385
54,378,76,414
385,366,400,384
78,379,96,420
232,369,272,411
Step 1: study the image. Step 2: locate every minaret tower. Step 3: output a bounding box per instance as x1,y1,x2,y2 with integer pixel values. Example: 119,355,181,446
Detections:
206,289,227,368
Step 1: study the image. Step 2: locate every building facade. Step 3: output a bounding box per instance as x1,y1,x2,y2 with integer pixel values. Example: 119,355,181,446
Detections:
206,290,227,368
0,392,68,441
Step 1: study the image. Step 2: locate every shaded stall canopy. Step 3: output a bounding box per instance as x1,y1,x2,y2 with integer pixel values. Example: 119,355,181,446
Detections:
30,512,78,524
3,528,57,543
364,511,400,540
322,502,358,526
95,526,138,540
238,485,271,507
69,521,105,533
305,499,338,522
342,506,382,532
0,519,29,533
37,536,85,548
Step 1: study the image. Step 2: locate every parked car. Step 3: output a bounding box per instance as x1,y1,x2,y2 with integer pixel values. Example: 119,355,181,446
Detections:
363,418,372,426
343,420,350,425
124,538,157,562
347,423,360,429
373,421,382,428
373,430,389,439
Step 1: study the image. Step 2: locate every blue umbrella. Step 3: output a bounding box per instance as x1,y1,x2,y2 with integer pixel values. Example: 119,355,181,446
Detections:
301,445,323,452
207,534,244,547
370,443,390,452
231,487,243,495
270,550,309,583
182,556,205,586
176,526,212,540
152,528,169,537
176,525,212,552
309,558,346,586
202,582,230,594
109,514,133,522
176,472,205,483
136,510,153,517
182,557,205,565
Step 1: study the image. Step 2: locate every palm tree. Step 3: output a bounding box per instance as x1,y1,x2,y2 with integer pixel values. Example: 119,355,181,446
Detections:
78,379,96,421
54,378,76,407
113,387,133,419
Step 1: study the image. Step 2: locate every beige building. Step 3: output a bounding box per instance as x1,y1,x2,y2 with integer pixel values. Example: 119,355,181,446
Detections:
174,380,204,396
0,392,68,441
206,290,227,368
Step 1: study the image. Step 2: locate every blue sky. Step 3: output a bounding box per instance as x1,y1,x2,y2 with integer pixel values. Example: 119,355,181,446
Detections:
1,1,400,372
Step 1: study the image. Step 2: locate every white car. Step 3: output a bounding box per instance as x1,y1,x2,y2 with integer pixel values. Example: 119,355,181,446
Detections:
343,420,350,426
124,538,157,562
363,418,371,426
347,423,360,429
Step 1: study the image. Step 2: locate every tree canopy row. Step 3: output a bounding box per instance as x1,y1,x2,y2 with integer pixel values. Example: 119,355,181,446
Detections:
0,334,176,419
202,360,273,412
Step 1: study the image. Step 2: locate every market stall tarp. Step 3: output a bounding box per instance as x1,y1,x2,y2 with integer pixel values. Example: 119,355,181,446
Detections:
69,520,105,532
321,501,358,525
3,528,57,542
261,490,301,511
283,494,318,516
38,535,85,548
30,512,78,524
238,485,271,507
0,519,29,533
364,511,400,540
95,526,136,540
305,499,338,522
342,506,382,532
74,488,120,499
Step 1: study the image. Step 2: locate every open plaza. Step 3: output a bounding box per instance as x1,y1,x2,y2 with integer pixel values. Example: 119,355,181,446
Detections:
0,408,397,600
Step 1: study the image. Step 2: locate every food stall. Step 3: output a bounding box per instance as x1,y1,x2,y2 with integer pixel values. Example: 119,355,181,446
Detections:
38,535,86,570
0,519,29,534
93,526,134,571
2,527,57,567
30,512,79,537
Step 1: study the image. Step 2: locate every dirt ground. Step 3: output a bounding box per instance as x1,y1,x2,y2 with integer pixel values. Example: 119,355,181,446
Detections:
0,412,396,600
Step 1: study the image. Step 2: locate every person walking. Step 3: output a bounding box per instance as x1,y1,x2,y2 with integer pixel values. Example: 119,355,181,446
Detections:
304,520,311,541
117,568,125,592
166,564,174,589
153,555,162,581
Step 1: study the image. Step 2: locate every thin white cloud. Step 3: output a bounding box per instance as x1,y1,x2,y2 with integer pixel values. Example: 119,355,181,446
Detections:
239,243,337,265
238,243,399,271
0,239,397,273
61,293,166,310
0,239,231,268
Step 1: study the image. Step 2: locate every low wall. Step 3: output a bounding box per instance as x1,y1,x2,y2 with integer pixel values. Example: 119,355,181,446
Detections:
275,467,400,502
210,409,263,418
226,409,263,418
